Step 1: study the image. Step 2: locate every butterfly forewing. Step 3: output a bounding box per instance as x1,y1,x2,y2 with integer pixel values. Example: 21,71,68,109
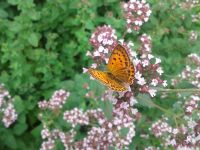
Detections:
107,44,135,85
88,68,127,91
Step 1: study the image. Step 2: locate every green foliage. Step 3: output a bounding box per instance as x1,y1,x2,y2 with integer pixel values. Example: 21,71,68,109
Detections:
0,0,199,149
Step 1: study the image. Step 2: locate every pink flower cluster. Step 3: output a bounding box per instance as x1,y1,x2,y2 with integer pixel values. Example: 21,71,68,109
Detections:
40,127,75,150
153,53,200,149
38,89,70,110
172,53,200,88
39,88,138,149
184,95,200,115
75,94,137,149
134,34,167,97
122,0,151,32
179,0,199,9
151,118,172,137
0,84,18,127
63,108,89,128
189,30,198,42
150,94,200,149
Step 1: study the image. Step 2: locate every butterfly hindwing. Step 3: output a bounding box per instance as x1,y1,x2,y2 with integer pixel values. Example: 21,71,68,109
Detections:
88,68,127,91
107,44,135,85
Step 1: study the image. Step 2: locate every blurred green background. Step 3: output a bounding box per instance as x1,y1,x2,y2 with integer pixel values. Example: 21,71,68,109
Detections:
0,0,199,149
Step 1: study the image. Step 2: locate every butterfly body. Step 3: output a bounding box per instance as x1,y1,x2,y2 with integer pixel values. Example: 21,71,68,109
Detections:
88,44,135,92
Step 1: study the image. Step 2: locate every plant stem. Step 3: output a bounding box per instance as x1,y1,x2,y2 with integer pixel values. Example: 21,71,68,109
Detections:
158,88,200,93
122,30,127,39
143,98,179,127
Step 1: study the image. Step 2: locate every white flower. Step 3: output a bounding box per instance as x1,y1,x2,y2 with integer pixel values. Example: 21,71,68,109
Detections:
146,10,152,17
135,71,141,79
141,54,147,59
157,67,164,75
133,58,140,65
130,0,136,2
169,139,176,146
127,28,132,33
103,48,108,53
142,59,149,67
129,4,134,9
148,89,157,97
97,34,103,42
82,67,88,73
41,128,51,139
151,79,158,86
123,3,128,9
137,10,142,15
86,51,92,56
107,40,113,45
137,77,146,85
131,108,138,115
128,41,134,47
148,54,154,60
108,123,113,128
91,63,97,68
119,39,124,44
155,58,161,64
120,102,129,110
162,80,167,87
98,46,104,52
130,97,138,106
172,128,178,135
135,71,146,86
93,51,100,57
105,58,109,64
127,19,131,24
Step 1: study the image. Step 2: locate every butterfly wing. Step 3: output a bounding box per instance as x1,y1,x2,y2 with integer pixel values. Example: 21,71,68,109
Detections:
88,68,127,91
107,44,135,85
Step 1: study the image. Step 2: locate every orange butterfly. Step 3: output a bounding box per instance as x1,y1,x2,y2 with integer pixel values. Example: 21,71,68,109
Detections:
88,44,135,91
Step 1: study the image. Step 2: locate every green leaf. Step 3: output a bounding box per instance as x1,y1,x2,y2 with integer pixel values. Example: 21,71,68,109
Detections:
13,96,25,113
7,0,19,5
28,33,40,47
3,131,17,149
136,94,153,108
13,122,28,135
176,80,195,88
31,125,42,138
0,9,8,18
9,22,22,32
28,9,41,20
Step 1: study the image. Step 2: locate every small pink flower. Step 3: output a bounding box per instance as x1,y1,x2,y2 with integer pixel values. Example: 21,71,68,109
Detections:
40,138,55,150
122,0,151,32
63,108,89,128
2,103,18,127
